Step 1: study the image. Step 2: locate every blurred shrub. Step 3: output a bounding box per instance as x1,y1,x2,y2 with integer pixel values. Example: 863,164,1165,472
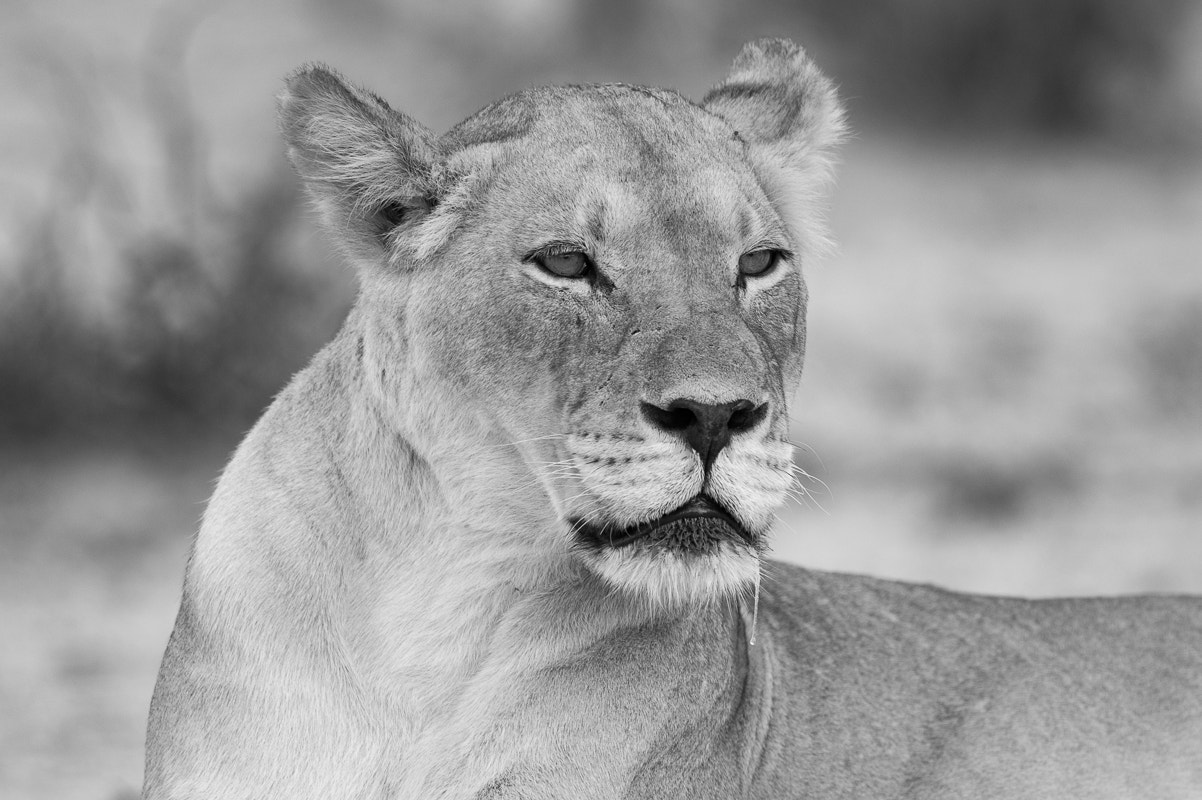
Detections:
117,180,347,432
768,0,1190,134
1131,295,1202,421
0,224,127,442
0,5,352,445
311,0,1194,137
0,178,347,445
926,448,1081,525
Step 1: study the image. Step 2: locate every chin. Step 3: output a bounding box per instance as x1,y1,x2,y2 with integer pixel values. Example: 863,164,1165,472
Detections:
571,495,764,608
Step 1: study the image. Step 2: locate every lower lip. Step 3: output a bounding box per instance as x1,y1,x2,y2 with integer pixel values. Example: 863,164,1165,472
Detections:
575,499,753,549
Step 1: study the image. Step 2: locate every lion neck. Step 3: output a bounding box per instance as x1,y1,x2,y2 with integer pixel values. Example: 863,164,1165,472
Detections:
187,310,768,788
201,312,741,709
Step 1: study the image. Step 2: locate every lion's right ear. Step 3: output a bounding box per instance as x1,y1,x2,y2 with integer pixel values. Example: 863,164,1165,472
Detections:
278,65,439,268
702,39,847,257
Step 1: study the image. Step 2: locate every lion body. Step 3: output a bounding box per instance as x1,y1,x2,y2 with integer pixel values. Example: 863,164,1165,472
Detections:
144,41,1202,799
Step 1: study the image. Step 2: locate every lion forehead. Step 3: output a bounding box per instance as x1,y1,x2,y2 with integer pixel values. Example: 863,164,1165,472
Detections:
444,84,745,170
412,83,782,271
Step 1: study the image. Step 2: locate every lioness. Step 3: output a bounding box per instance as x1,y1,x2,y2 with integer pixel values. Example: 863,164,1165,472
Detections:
144,39,1202,799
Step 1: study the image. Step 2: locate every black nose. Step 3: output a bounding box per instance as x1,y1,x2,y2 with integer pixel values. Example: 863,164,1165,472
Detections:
640,398,769,470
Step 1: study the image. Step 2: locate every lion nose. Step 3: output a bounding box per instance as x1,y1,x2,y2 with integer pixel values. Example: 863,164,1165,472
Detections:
640,398,768,470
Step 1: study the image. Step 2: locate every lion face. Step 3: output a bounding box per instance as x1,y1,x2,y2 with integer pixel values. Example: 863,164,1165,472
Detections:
280,41,844,606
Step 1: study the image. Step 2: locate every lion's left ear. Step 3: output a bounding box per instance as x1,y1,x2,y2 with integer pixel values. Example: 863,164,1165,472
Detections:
702,39,847,255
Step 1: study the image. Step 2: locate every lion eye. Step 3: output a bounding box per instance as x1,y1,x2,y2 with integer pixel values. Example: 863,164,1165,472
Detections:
737,249,781,277
533,251,592,279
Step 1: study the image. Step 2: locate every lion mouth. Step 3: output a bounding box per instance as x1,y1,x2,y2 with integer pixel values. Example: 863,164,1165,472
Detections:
572,495,754,552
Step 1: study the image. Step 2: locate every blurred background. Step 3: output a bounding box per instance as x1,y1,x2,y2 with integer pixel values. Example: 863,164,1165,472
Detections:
1,0,1200,797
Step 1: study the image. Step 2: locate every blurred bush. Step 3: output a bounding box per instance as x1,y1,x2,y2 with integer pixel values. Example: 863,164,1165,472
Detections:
0,176,346,444
778,0,1191,134
1130,295,1202,421
0,1,353,445
0,226,123,442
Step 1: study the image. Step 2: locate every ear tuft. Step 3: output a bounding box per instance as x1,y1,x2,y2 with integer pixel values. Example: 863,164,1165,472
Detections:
278,65,440,268
703,39,847,257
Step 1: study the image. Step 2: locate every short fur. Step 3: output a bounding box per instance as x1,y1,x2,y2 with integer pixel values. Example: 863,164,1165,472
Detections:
144,40,1202,799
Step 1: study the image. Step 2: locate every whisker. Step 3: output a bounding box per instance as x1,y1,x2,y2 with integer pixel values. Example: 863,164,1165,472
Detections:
785,438,827,473
480,434,569,451
788,462,831,488
784,481,830,516
769,509,802,539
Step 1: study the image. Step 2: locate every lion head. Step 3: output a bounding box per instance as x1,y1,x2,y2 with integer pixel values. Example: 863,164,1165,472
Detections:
278,39,845,607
